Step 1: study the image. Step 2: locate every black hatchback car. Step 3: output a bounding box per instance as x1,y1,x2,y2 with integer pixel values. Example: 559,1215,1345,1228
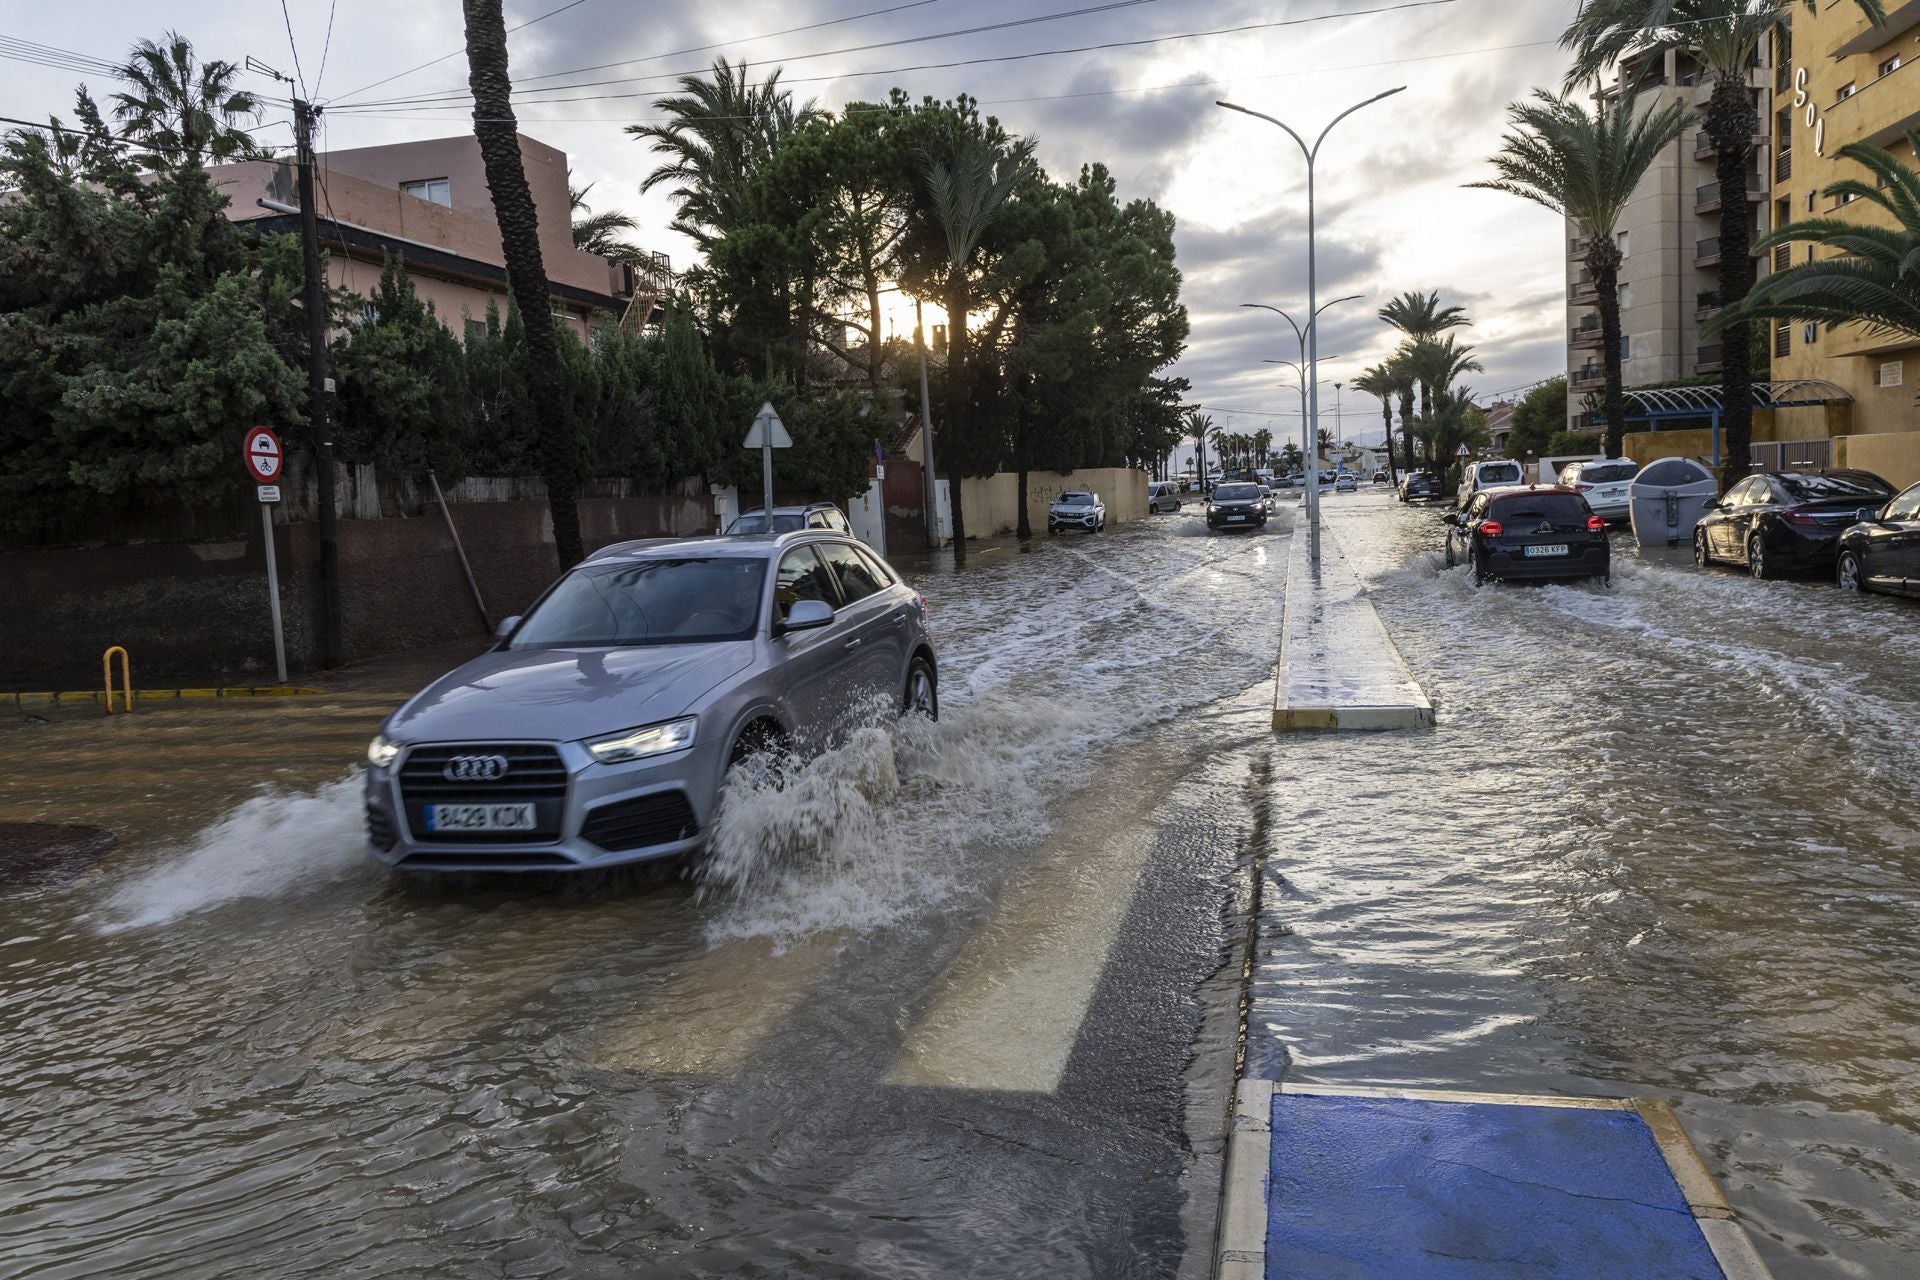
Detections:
1836,479,1920,597
1400,472,1442,503
1444,486,1610,584
1694,469,1894,578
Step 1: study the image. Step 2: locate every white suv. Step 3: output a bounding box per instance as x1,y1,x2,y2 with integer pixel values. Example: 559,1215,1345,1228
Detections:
1457,459,1525,509
1557,458,1640,522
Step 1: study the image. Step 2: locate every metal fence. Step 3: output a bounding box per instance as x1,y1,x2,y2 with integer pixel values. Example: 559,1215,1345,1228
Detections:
1750,439,1831,471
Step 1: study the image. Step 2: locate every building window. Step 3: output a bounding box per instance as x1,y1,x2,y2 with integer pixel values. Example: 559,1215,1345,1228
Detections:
1881,55,1902,79
1774,323,1791,357
1618,283,1632,309
464,318,487,345
1836,81,1856,101
1616,230,1629,256
1879,360,1904,388
400,178,451,206
359,299,380,325
1620,335,1632,360
1806,190,1816,212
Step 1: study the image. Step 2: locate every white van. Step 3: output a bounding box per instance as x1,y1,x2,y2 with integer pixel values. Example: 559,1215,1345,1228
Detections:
1456,459,1526,508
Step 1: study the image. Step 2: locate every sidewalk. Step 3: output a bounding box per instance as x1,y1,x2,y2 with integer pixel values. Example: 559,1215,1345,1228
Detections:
1273,523,1433,732
1218,1079,1772,1279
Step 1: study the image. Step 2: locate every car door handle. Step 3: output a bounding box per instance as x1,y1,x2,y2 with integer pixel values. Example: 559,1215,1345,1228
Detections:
890,610,908,624
843,639,863,651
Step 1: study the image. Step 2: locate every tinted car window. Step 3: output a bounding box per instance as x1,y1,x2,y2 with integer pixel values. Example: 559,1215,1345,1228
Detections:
1580,462,1639,484
1476,463,1522,486
512,559,767,646
820,542,886,604
1887,484,1920,520
1489,494,1589,527
1778,472,1891,501
854,544,899,587
1214,483,1261,501
729,512,806,534
774,546,839,622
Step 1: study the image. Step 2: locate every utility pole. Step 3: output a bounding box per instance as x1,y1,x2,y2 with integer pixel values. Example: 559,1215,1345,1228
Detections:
292,97,342,669
916,298,939,551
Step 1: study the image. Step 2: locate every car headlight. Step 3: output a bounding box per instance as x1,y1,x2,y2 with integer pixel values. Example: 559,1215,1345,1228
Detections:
367,734,401,768
586,716,697,763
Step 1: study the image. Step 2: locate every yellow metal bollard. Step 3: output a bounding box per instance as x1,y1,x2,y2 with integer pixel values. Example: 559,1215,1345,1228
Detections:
102,646,131,715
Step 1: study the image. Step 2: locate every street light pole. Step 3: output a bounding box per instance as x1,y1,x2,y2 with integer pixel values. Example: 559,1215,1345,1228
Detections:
1243,296,1360,537
916,297,938,551
1220,87,1404,565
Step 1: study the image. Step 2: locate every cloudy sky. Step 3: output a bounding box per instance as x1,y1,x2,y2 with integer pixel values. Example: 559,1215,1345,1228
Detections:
3,0,1581,448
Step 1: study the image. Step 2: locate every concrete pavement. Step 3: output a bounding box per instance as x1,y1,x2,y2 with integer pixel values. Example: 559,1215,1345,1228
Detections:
1273,522,1433,732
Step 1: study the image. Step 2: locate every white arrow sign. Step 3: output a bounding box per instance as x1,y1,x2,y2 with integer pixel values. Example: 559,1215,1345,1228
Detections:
743,402,792,449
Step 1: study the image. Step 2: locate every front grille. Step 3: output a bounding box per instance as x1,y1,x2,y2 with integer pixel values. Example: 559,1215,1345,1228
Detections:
398,743,569,843
580,791,699,852
366,803,397,852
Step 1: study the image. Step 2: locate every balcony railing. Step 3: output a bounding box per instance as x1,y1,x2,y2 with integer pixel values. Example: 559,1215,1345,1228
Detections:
1696,290,1720,318
1696,343,1724,373
1697,237,1722,265
1570,273,1599,302
1776,148,1792,182
1572,365,1605,390
1569,235,1591,257
1695,179,1768,211
1570,321,1604,348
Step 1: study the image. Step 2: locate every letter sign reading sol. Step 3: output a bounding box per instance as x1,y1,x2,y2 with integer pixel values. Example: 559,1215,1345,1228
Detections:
244,426,283,483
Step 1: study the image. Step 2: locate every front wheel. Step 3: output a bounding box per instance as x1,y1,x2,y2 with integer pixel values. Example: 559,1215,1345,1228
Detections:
1693,528,1711,569
1747,534,1772,580
903,657,938,721
1838,549,1868,593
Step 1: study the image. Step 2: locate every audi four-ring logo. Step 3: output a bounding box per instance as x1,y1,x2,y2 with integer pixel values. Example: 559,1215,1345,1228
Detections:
443,754,511,782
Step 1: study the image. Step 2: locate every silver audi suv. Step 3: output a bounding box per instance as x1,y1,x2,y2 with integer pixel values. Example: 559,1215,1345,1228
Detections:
363,532,937,872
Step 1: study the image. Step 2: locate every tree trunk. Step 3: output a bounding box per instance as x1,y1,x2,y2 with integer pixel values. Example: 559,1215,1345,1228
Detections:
944,268,969,560
1588,236,1628,459
1399,389,1417,475
462,0,581,570
1015,385,1031,539
1709,72,1758,488
1380,401,1397,479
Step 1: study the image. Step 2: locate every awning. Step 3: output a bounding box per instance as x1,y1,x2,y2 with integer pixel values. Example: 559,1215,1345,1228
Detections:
1612,379,1851,463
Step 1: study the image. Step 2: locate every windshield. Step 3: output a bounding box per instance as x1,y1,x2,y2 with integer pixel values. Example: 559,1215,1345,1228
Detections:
1057,493,1094,506
1215,484,1260,501
511,558,767,646
1477,463,1522,485
727,513,804,534
1489,494,1589,529
1580,462,1639,484
1779,473,1891,501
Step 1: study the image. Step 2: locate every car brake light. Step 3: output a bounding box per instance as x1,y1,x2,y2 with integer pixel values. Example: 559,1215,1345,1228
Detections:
1587,515,1606,531
1479,520,1503,537
1783,511,1821,527
1577,483,1594,491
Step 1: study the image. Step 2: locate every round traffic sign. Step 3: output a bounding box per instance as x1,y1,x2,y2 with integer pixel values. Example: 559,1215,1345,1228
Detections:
244,426,283,482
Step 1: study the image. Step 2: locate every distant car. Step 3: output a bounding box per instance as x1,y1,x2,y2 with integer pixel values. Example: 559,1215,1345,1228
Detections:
1558,459,1640,522
1334,473,1358,493
1399,472,1442,502
363,531,937,872
1284,473,1306,488
1207,481,1268,533
1837,479,1920,596
1048,490,1107,533
726,503,851,535
1147,481,1183,513
1694,469,1895,578
1444,486,1610,585
1457,459,1526,508
1372,469,1388,484
1257,484,1277,512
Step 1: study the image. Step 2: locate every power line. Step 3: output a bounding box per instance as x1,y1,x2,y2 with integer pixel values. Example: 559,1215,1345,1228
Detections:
277,0,310,98
326,0,595,106
333,0,1466,116
0,35,121,78
348,0,1174,109
314,0,339,97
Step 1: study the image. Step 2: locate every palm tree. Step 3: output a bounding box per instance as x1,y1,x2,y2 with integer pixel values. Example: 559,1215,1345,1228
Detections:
463,0,581,569
1351,364,1401,479
569,179,646,264
109,32,261,169
1254,428,1273,467
1315,427,1336,461
1186,408,1212,487
920,128,1038,556
1382,352,1421,474
1421,388,1492,474
1720,132,1920,340
1403,336,1484,466
628,60,820,251
1564,0,1886,484
1469,90,1690,459
1379,290,1471,421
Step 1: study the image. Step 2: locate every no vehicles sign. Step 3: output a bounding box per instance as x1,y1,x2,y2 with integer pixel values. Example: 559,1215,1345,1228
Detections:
245,426,284,483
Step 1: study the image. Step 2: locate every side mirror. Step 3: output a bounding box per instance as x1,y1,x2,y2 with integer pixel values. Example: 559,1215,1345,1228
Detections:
775,598,834,635
1857,506,1882,523
1442,512,1460,526
494,615,521,640
1698,500,1718,511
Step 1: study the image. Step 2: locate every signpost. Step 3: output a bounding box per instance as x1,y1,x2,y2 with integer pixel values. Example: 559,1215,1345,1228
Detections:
245,427,288,684
742,401,793,523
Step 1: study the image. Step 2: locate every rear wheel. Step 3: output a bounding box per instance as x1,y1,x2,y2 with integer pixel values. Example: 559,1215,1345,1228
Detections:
1747,534,1772,579
1471,550,1489,586
1838,549,1868,593
1444,536,1456,568
904,657,938,721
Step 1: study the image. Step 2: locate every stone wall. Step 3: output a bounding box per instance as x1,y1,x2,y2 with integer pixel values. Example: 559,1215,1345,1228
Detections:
959,467,1151,537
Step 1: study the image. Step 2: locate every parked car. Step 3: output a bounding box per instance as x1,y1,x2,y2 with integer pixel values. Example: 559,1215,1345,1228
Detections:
1372,469,1388,484
1399,472,1442,502
1694,469,1895,578
726,502,851,535
1557,458,1640,522
1837,479,1920,596
1048,490,1107,533
1284,473,1307,488
1456,459,1526,508
1257,484,1277,512
1206,481,1268,532
1334,473,1358,493
363,532,936,872
1444,486,1610,585
1147,481,1183,513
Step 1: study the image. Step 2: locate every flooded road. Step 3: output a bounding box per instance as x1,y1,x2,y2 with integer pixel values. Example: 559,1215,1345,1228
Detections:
1,512,1289,1279
1252,491,1920,1279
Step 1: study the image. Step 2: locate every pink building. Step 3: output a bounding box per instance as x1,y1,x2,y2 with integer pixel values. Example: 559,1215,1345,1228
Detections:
208,133,667,342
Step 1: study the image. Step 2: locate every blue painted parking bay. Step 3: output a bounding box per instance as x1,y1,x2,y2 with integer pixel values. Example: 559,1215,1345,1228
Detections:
1217,1082,1771,1280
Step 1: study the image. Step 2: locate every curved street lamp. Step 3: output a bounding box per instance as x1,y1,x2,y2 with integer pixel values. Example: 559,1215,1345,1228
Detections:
1219,87,1405,555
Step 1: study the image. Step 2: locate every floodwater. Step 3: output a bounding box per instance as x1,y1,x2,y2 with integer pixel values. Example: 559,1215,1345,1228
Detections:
0,510,1289,1279
1251,491,1920,1279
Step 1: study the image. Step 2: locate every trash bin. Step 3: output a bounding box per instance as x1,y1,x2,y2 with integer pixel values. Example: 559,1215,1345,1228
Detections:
1629,456,1719,549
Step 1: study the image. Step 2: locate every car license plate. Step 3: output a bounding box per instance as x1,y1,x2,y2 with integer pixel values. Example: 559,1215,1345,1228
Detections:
1524,544,1569,558
1228,514,1246,521
425,803,536,832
